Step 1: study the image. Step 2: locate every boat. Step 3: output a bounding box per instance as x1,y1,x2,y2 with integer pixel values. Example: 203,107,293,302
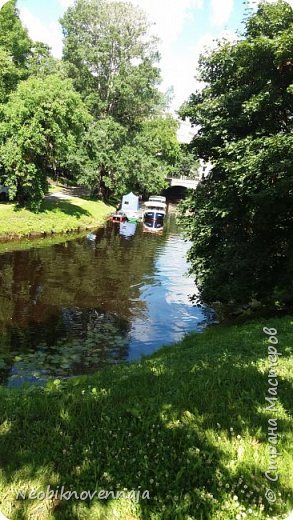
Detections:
111,210,127,223
143,219,164,234
143,200,166,221
121,192,141,222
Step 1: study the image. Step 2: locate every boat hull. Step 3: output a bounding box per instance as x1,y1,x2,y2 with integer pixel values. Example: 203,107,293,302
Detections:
143,210,165,220
112,213,127,223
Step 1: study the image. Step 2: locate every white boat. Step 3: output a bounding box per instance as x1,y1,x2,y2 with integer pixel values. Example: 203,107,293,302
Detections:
143,200,166,221
143,219,164,234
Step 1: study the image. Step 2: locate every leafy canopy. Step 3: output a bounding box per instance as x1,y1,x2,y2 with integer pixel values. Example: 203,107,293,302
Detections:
0,75,92,209
61,0,164,126
180,0,293,313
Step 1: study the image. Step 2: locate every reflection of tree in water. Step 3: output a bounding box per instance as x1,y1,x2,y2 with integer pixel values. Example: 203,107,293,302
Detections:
1,309,130,387
0,218,173,385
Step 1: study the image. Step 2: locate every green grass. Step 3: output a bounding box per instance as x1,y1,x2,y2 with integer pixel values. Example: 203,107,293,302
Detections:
0,316,292,520
0,197,114,240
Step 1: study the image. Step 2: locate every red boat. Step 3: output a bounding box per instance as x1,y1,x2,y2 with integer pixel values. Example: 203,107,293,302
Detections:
111,211,127,223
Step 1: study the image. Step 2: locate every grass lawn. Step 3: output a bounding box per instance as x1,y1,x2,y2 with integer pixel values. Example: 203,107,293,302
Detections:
0,197,114,240
0,316,292,520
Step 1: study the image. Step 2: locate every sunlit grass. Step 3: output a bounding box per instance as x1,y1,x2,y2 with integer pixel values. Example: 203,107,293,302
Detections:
0,316,292,519
0,197,113,239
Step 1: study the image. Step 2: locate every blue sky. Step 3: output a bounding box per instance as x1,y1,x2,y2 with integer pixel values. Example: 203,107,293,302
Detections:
3,0,291,111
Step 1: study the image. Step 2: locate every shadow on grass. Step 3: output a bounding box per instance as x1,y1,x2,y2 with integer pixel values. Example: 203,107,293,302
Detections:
0,318,292,519
42,199,91,219
12,198,91,219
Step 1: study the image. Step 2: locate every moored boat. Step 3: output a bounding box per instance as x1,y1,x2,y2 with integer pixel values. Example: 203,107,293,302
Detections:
143,200,166,221
111,210,127,223
143,219,164,234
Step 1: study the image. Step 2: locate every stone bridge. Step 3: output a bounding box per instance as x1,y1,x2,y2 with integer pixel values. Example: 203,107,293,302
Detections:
165,176,200,190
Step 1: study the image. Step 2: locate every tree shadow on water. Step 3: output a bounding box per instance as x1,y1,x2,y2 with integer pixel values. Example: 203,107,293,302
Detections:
0,322,292,519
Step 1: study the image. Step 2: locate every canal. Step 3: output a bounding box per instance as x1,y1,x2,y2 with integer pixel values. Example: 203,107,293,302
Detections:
0,209,211,387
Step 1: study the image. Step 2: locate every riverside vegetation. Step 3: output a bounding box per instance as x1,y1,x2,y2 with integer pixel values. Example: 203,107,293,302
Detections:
0,316,292,520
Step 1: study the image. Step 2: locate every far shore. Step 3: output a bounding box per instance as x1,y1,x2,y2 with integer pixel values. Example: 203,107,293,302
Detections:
0,191,114,244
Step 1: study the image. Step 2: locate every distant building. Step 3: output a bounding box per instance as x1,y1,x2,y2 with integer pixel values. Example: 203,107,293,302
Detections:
198,159,213,179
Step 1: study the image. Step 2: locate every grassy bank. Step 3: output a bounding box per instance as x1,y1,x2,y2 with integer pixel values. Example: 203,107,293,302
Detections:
0,196,114,241
0,316,292,520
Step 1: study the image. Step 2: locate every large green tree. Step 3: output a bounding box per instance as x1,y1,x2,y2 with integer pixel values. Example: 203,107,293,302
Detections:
74,116,180,198
60,0,163,126
0,0,32,101
0,0,32,67
0,75,92,209
180,0,293,313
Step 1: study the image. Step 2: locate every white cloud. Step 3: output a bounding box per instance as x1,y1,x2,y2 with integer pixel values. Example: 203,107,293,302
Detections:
121,0,204,111
130,0,203,50
19,7,63,58
210,0,234,26
58,0,75,8
0,0,9,8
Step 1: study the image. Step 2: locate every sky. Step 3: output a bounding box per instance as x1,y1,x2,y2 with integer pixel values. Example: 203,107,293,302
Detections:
1,0,293,113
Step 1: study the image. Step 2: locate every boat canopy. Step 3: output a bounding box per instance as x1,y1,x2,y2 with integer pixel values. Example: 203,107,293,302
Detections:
149,196,166,203
121,192,139,213
144,201,166,210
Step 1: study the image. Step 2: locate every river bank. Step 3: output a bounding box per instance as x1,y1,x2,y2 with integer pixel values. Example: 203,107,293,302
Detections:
0,315,292,520
0,195,114,242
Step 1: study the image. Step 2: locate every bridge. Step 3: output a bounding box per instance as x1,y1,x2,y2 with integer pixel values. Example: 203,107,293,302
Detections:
165,176,200,190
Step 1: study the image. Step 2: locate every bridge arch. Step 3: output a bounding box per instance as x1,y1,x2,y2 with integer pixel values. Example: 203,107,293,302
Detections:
165,176,200,190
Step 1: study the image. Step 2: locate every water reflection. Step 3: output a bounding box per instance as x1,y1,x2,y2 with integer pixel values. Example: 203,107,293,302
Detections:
119,221,137,239
0,212,211,387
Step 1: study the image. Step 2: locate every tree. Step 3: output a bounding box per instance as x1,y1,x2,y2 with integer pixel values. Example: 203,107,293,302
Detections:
0,75,92,209
179,0,293,313
27,42,69,79
71,116,127,198
173,146,200,178
0,0,32,101
75,116,180,199
60,0,164,126
0,0,32,68
0,48,20,104
114,117,179,198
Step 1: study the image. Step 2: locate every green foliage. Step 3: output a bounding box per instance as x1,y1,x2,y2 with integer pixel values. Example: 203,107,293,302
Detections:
173,145,200,178
75,116,180,199
0,0,32,101
61,0,164,126
27,42,69,79
0,0,32,68
180,0,293,311
0,0,179,207
0,47,20,103
0,75,92,209
72,117,127,197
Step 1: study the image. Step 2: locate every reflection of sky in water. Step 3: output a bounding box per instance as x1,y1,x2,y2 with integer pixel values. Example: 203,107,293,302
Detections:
129,235,205,360
119,221,137,238
0,214,212,386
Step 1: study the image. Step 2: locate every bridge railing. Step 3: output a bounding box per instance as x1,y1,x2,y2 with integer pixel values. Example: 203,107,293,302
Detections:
166,175,200,181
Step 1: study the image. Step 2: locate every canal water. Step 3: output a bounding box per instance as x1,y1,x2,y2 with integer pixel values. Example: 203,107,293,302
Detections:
0,209,211,387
